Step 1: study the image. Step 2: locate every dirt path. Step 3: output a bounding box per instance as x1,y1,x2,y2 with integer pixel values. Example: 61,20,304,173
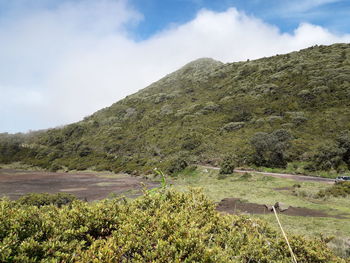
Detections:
200,165,335,184
0,169,158,201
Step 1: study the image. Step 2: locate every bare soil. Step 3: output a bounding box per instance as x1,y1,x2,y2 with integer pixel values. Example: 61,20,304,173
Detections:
216,198,347,219
0,169,158,201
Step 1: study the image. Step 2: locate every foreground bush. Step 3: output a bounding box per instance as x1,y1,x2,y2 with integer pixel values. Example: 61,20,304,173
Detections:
0,190,346,262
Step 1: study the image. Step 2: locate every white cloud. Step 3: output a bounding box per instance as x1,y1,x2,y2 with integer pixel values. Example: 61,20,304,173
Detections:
0,1,349,133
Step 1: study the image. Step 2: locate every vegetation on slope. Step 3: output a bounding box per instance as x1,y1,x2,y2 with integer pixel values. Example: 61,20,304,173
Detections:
0,189,347,262
1,44,350,175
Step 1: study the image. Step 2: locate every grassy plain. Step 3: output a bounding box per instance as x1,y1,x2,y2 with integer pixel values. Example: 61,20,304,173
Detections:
253,161,350,179
173,166,350,257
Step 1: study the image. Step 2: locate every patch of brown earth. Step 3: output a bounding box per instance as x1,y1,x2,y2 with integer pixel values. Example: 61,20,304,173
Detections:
216,198,347,219
0,169,158,201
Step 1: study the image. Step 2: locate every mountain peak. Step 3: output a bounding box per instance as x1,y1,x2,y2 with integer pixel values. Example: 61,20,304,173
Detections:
163,57,223,83
179,57,223,74
183,57,223,68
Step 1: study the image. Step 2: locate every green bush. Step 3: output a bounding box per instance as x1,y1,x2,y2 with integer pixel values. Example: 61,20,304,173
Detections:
316,181,350,198
181,132,202,151
219,155,236,174
17,192,77,207
0,190,344,262
250,129,291,168
337,131,350,168
49,163,61,172
311,144,345,171
165,156,188,175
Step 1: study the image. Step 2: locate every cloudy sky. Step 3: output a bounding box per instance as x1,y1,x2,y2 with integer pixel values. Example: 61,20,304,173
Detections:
1,0,350,133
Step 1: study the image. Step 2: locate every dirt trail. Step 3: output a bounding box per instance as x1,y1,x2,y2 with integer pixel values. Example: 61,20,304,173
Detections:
201,165,335,184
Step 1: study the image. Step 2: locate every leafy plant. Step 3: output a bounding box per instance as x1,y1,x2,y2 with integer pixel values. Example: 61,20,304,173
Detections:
0,190,345,262
219,155,236,174
250,129,291,168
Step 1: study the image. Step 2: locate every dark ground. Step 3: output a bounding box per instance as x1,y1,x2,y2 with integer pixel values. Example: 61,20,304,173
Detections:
0,169,158,201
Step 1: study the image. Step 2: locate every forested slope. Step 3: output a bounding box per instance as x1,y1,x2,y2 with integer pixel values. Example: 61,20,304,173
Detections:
1,43,350,174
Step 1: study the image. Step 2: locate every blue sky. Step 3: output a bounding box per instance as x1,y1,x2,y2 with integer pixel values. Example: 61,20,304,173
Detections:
130,0,350,38
0,0,350,133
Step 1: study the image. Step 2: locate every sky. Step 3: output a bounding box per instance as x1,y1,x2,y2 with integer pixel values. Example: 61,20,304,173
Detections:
1,0,350,133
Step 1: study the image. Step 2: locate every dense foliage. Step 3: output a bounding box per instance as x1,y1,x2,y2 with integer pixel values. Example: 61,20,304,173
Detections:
1,44,350,174
250,129,291,168
0,190,346,262
308,131,350,172
219,155,236,174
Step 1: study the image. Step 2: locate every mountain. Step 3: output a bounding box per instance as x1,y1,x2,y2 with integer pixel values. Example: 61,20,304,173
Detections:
1,43,350,174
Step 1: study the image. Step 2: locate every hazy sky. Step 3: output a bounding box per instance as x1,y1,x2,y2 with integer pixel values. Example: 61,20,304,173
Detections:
1,0,350,133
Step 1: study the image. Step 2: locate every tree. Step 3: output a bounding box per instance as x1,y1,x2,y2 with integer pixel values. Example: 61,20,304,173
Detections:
219,155,236,174
311,131,350,171
250,129,291,168
337,131,350,168
311,144,345,171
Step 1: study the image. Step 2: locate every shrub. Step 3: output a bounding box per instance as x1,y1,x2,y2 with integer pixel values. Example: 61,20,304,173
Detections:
311,144,345,171
0,190,344,262
316,181,350,198
219,155,235,174
250,129,291,168
165,156,188,175
78,146,92,157
17,193,77,207
181,132,202,151
337,131,350,168
222,122,245,132
49,163,61,172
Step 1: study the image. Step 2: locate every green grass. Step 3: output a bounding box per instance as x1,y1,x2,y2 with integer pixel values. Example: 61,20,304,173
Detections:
173,166,350,242
0,162,44,171
251,161,350,179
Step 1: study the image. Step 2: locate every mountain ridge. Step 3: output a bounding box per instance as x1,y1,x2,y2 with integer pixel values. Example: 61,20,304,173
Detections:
1,43,350,175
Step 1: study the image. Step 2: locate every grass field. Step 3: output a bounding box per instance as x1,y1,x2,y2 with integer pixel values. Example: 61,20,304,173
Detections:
172,166,350,257
252,161,350,179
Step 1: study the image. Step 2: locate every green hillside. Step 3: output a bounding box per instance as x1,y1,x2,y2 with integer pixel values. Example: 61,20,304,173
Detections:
1,43,350,175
